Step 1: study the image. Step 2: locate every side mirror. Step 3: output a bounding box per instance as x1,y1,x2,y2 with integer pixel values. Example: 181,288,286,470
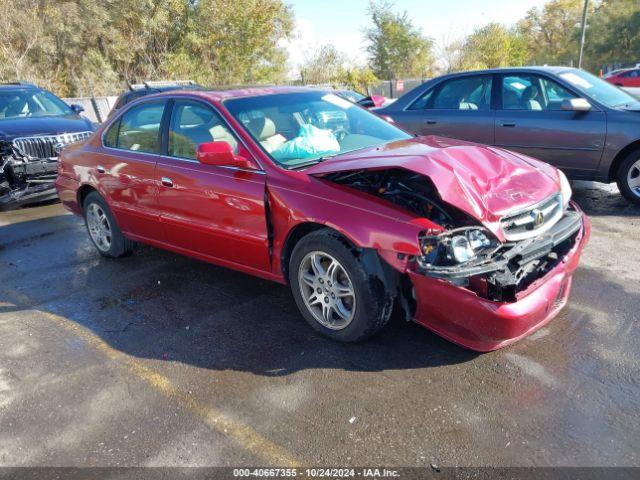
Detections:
70,104,85,114
196,141,254,170
561,98,592,112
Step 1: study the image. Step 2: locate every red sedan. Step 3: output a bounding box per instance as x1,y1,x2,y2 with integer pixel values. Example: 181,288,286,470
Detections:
604,68,640,87
55,87,589,351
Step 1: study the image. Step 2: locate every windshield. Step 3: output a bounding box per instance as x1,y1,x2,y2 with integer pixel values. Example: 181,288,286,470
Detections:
559,69,637,108
338,90,366,103
224,91,411,168
0,89,73,120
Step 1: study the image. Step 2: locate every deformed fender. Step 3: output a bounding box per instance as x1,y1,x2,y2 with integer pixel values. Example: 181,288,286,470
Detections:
360,248,415,323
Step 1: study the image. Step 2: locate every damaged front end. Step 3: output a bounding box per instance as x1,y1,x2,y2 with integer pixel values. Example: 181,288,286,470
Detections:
323,167,583,304
416,205,583,302
0,132,92,210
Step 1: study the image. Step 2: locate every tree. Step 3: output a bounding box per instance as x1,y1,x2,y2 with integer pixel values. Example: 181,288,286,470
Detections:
342,66,379,93
0,0,42,82
300,44,346,85
0,0,294,96
364,0,435,79
517,0,588,66
190,0,294,85
456,23,529,70
583,0,640,70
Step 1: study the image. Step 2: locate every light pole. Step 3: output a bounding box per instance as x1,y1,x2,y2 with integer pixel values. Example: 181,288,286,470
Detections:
578,0,589,69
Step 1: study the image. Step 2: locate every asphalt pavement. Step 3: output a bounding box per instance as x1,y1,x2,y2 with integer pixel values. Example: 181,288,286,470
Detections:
0,181,638,467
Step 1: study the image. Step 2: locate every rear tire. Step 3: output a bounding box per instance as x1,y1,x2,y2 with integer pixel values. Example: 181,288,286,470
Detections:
83,191,134,257
616,151,640,205
289,229,393,342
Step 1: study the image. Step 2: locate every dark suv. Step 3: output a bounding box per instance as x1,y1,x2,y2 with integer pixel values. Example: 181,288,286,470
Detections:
0,82,94,209
108,80,203,117
378,67,640,204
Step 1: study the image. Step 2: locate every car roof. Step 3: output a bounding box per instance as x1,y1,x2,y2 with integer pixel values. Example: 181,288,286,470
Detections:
438,66,579,79
140,85,321,103
0,83,39,91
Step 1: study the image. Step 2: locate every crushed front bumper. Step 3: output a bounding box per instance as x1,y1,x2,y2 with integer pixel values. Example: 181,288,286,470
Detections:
409,203,590,352
0,157,59,210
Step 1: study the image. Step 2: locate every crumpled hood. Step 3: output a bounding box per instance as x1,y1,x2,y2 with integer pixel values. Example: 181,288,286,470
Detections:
306,135,561,233
0,115,93,141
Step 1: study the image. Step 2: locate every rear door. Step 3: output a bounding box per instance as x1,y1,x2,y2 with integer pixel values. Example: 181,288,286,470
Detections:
99,99,167,241
393,74,495,144
155,99,271,271
494,73,606,177
625,69,640,87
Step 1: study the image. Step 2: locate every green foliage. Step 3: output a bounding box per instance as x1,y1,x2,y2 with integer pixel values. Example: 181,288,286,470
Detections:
342,67,379,93
583,0,640,70
300,44,346,86
517,0,587,66
364,0,435,79
0,0,294,96
455,23,529,70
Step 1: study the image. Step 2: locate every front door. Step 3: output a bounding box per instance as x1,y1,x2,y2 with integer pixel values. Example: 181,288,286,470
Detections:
156,99,270,272
494,74,606,178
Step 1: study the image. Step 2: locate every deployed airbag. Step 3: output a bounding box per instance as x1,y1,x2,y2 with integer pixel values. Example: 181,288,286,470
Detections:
271,124,340,162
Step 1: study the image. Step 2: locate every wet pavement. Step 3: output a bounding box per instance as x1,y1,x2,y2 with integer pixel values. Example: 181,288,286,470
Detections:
0,181,638,467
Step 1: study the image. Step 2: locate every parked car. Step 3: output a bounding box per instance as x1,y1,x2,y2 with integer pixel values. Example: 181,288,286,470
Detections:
335,89,387,109
55,87,589,351
108,80,203,117
0,82,94,209
604,68,640,87
377,67,640,204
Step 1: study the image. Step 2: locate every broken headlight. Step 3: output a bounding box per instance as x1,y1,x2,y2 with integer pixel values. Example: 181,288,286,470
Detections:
418,227,496,267
558,169,572,207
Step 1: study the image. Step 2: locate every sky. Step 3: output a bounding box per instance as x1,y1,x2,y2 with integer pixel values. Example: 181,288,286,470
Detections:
282,0,548,76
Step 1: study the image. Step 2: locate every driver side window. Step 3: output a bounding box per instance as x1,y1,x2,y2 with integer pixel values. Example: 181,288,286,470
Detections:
502,75,577,111
168,101,238,160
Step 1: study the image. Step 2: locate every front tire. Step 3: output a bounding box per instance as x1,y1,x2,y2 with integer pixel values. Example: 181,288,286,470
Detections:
289,229,393,342
83,191,134,257
616,152,640,205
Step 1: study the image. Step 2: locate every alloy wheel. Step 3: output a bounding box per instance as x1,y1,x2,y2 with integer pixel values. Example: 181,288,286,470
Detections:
627,159,640,198
86,203,112,252
298,251,356,330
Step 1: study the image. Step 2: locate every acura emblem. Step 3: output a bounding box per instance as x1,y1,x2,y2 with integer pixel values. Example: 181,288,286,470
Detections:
54,143,65,155
531,209,545,228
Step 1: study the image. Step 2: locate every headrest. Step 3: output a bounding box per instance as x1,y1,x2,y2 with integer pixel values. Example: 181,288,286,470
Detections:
248,117,276,140
522,85,539,101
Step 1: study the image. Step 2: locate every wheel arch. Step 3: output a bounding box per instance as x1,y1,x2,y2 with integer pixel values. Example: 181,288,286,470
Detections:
280,221,416,322
609,140,640,182
280,222,359,282
77,183,98,212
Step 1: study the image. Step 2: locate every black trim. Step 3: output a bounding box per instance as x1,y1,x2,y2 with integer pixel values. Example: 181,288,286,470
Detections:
160,99,174,156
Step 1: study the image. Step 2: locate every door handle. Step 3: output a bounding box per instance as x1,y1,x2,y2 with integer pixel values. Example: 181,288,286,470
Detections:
501,122,516,128
96,165,106,173
424,119,437,125
161,176,174,187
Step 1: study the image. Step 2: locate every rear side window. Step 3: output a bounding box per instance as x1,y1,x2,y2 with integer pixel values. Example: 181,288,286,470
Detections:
105,101,166,153
431,76,493,110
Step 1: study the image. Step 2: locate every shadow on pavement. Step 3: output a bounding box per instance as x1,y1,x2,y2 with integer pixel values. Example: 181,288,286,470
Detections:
0,213,479,377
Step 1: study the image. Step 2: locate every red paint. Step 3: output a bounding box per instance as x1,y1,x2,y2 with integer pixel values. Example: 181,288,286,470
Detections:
196,141,256,170
55,87,590,351
369,95,387,108
410,204,590,351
